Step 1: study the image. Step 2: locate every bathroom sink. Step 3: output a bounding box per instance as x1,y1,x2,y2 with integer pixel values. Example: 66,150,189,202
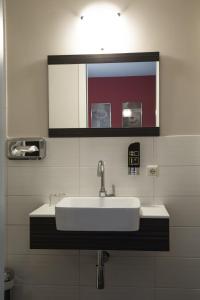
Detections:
55,197,140,232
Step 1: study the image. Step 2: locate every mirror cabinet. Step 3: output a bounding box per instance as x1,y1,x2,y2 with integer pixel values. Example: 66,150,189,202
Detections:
48,52,159,137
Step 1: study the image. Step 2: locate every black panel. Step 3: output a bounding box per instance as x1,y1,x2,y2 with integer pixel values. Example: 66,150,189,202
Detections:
49,127,160,138
48,52,159,65
25,141,40,157
30,217,169,251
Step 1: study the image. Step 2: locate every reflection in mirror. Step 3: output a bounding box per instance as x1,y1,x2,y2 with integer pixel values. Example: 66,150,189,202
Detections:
48,52,159,137
91,103,111,128
122,102,142,128
87,62,156,128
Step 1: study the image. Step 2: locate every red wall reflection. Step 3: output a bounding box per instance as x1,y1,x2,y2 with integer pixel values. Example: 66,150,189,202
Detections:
88,76,156,128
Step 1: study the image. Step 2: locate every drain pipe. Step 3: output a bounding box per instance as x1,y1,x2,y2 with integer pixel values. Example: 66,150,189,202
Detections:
96,250,110,289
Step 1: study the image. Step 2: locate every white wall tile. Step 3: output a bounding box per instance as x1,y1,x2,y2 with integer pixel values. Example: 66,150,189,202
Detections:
155,136,200,166
8,166,79,196
13,285,79,300
80,167,154,197
7,196,48,225
80,250,155,257
156,258,200,288
79,254,97,286
155,166,200,196
80,137,154,167
155,288,200,300
8,138,79,167
106,256,155,287
6,135,200,299
155,196,200,226
7,225,28,255
7,255,79,286
80,255,155,287
109,250,158,257
157,227,200,258
7,225,78,256
80,286,154,300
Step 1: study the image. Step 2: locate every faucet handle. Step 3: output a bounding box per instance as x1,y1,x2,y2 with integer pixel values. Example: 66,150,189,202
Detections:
106,184,116,197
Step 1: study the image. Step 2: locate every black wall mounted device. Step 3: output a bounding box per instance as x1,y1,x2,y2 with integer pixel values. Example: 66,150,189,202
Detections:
128,142,140,175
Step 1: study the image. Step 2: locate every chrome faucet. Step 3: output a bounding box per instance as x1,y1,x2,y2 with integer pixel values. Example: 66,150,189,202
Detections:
97,160,115,197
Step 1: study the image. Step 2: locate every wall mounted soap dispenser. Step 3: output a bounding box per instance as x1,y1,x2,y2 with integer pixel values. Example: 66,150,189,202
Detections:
128,142,140,175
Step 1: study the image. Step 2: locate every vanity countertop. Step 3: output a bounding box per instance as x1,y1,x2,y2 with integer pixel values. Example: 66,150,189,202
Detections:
30,204,55,217
30,203,169,219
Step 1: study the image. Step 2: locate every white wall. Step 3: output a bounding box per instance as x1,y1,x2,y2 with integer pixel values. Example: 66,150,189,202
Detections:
5,0,200,136
5,1,200,300
6,135,200,300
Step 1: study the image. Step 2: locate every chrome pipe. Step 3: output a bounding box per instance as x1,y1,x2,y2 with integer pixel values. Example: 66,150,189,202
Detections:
96,250,109,289
96,265,104,289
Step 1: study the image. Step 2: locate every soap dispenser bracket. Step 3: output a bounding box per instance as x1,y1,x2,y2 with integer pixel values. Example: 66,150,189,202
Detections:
7,138,46,160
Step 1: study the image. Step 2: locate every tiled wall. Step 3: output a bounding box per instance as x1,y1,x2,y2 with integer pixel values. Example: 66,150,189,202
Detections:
0,0,6,296
6,136,200,300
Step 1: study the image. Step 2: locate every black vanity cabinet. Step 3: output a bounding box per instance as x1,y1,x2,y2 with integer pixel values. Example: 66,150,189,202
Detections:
30,217,169,251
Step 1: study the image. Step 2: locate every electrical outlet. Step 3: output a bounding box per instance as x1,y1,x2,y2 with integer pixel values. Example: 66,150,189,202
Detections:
146,165,159,176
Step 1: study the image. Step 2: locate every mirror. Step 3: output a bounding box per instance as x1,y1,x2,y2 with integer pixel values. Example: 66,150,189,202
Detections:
48,52,159,137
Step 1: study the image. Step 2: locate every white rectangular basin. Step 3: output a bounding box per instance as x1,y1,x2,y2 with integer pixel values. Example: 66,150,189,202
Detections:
55,197,140,231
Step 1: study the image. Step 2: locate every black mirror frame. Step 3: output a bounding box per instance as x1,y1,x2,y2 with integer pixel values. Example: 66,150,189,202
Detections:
48,52,160,137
